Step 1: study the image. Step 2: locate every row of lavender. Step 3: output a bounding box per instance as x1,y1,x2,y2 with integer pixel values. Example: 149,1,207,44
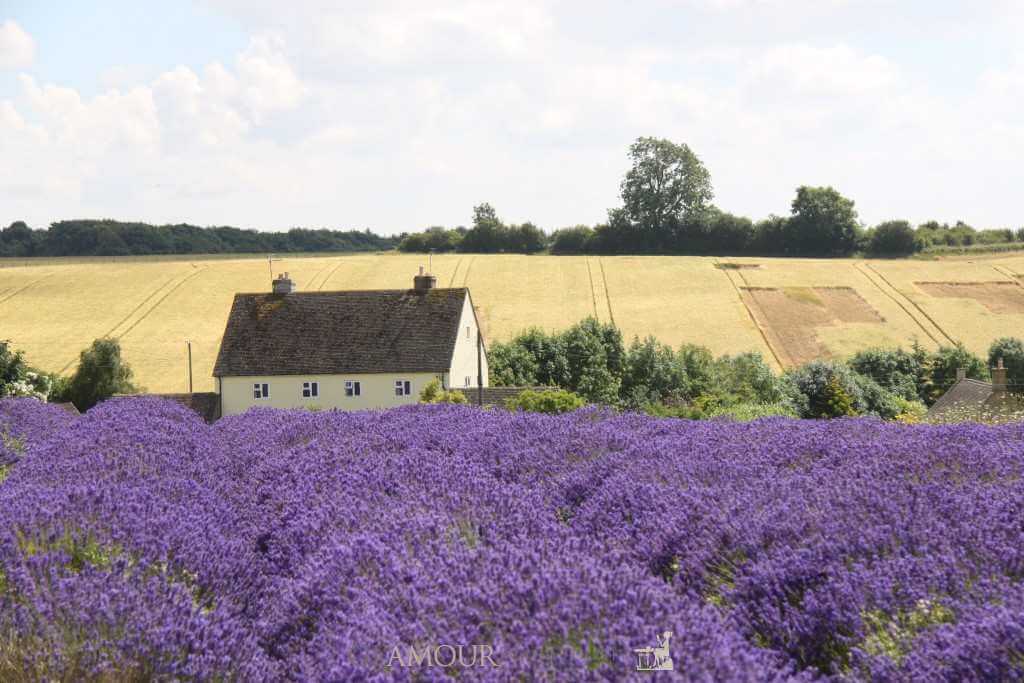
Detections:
1,397,1023,680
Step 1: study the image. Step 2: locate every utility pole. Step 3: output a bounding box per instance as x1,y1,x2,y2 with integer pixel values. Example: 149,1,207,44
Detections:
476,329,483,406
186,340,193,394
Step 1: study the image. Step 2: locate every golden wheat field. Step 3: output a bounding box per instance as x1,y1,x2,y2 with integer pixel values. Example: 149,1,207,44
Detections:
2,252,1024,393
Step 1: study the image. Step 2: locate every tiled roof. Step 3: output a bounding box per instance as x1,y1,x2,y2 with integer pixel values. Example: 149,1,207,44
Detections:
926,378,1024,420
158,392,221,423
213,288,469,377
112,393,221,423
52,402,80,415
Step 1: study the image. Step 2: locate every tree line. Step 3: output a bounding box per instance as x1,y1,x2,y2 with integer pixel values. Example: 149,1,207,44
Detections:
398,137,1024,257
0,220,396,257
3,329,1021,422
488,317,1024,421
6,138,1020,260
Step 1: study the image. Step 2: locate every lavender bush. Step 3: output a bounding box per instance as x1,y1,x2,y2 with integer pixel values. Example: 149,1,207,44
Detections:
0,398,77,472
1,397,1022,681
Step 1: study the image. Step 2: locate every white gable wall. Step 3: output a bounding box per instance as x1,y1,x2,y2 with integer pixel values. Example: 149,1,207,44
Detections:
447,292,489,391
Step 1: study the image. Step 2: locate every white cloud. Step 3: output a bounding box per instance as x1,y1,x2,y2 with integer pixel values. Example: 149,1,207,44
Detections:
751,44,899,96
1,2,1024,231
0,19,34,70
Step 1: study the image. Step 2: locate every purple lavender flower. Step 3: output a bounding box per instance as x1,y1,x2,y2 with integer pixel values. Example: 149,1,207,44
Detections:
1,397,1022,680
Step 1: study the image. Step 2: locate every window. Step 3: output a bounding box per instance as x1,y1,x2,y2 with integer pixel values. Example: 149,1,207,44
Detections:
465,376,472,387
345,380,361,397
466,325,471,340
253,383,270,400
302,381,319,399
395,380,412,396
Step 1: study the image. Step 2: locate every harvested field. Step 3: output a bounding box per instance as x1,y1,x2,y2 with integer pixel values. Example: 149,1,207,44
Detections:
2,253,1023,390
916,281,1024,314
741,287,884,366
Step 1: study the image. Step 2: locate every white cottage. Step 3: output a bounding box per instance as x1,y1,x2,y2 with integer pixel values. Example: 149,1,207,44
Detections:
212,269,488,416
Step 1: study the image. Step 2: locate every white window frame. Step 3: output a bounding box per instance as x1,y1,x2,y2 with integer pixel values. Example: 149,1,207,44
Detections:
302,381,319,399
253,382,270,400
466,325,471,340
465,376,472,387
395,379,412,396
345,380,361,397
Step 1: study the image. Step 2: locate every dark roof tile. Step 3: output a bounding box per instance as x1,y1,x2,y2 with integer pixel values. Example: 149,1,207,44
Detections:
927,378,1024,420
213,288,469,377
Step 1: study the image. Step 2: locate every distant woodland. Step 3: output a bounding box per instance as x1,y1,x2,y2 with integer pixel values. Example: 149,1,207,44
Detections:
4,138,1022,259
0,220,396,257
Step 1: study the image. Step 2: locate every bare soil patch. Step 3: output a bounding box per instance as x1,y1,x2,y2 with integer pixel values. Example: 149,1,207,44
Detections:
916,281,1024,314
741,287,884,366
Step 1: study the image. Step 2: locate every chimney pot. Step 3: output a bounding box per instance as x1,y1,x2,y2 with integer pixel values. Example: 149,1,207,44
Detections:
992,357,1008,393
413,269,436,292
272,272,294,294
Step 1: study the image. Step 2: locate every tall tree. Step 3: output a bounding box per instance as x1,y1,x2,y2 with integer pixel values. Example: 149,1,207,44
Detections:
64,338,136,411
459,203,507,253
784,186,861,256
619,137,713,243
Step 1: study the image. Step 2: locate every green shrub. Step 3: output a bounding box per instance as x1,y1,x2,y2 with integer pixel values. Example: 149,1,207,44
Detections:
787,361,862,418
707,402,799,421
641,402,701,419
505,389,585,414
924,344,988,404
868,220,920,256
418,379,469,404
849,346,925,402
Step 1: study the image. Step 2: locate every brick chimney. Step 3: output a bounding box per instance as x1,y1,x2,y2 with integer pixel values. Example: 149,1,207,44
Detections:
272,272,294,294
955,368,966,382
992,358,1008,393
413,266,436,292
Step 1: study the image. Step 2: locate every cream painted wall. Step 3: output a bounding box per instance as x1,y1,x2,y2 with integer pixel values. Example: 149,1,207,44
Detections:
447,292,489,391
219,372,442,416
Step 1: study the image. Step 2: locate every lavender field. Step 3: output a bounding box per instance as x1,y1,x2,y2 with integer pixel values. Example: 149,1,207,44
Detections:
1,398,1023,681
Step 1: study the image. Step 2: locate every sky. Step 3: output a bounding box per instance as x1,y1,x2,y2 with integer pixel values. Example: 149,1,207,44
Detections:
1,0,1022,235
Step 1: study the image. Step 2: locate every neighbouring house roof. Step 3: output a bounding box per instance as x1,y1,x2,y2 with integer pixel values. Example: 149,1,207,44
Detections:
926,378,1024,421
112,393,221,423
161,392,221,423
52,402,80,415
213,288,472,377
465,386,558,408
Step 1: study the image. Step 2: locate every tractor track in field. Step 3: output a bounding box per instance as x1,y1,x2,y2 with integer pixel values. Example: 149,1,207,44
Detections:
102,273,181,339
992,264,1023,286
317,259,346,291
57,268,206,374
597,258,616,326
585,258,600,320
304,263,331,290
857,263,953,345
715,260,788,369
0,273,55,306
461,257,475,286
117,268,206,340
448,257,464,287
